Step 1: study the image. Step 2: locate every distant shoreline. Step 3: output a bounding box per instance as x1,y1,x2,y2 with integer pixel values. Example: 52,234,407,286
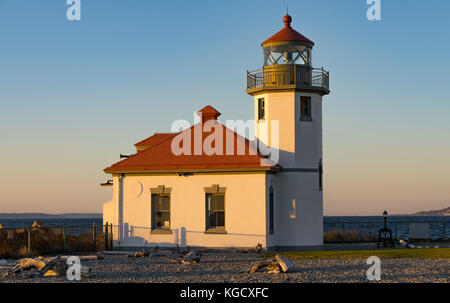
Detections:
0,213,102,219
393,206,450,217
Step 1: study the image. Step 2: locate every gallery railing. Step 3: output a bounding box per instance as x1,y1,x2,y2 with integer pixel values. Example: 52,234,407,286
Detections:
247,66,330,90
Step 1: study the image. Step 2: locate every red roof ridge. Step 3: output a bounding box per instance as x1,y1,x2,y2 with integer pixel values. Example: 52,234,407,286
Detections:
134,133,177,147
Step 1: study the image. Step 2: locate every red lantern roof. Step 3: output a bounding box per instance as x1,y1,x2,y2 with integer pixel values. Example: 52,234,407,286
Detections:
261,14,314,46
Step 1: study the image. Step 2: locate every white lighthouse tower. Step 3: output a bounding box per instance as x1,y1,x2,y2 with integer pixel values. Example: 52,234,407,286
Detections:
247,14,330,248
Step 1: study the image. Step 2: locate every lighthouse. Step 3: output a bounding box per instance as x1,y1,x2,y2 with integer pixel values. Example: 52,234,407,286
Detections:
246,14,330,248
102,13,329,251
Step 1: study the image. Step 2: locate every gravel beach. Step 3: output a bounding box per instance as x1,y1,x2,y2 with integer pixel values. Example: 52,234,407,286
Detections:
0,253,448,283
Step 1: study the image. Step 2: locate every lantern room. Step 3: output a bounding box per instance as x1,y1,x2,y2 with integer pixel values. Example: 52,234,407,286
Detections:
262,14,314,67
246,14,329,96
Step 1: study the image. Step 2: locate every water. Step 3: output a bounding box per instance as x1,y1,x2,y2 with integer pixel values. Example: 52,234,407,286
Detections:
0,218,102,229
325,216,450,240
1,216,448,240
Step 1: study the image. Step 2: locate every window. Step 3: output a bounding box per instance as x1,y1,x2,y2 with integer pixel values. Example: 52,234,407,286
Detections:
206,193,225,230
319,158,323,191
269,186,274,234
300,96,312,121
258,98,265,120
151,194,170,230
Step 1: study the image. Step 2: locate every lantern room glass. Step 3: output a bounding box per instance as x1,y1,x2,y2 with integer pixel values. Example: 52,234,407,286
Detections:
263,45,312,66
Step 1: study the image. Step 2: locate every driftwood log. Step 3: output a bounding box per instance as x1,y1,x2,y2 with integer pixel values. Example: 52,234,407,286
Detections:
181,250,201,264
3,256,92,279
246,254,294,274
128,246,162,258
275,254,294,273
125,247,201,265
236,243,264,254
156,249,201,264
162,254,181,263
3,257,49,277
248,260,276,274
80,265,91,278
37,256,62,276
127,250,150,258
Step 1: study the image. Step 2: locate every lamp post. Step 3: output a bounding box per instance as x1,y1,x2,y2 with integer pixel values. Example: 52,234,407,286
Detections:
378,210,394,248
383,210,388,229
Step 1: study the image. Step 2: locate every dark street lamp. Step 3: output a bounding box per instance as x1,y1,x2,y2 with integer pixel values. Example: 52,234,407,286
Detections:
378,210,394,248
383,210,388,229
377,209,394,248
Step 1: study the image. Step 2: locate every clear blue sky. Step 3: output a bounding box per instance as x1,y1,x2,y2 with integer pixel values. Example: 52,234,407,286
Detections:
1,0,449,215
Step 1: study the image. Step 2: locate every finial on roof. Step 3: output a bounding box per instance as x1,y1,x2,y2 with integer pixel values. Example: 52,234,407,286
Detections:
283,13,292,28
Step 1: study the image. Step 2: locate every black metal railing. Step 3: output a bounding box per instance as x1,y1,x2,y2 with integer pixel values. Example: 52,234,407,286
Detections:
247,66,329,90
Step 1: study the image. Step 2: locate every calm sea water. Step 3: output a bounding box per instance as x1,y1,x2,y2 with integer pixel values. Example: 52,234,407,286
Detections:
1,216,449,240
0,218,103,229
324,216,450,240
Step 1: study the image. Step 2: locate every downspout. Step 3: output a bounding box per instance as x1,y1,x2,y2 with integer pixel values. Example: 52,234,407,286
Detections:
118,173,125,249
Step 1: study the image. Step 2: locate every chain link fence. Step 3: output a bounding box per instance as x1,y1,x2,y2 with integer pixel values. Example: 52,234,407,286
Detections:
0,224,112,258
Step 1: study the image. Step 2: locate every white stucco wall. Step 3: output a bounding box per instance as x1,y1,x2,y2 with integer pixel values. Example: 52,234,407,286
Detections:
254,91,296,167
253,91,323,169
103,172,268,249
254,90,324,248
266,173,323,248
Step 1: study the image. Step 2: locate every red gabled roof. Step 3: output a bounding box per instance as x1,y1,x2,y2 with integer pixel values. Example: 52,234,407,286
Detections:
262,14,314,46
135,133,176,148
105,107,281,173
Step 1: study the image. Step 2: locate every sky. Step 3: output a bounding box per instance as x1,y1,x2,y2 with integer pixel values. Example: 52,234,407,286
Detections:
0,0,449,216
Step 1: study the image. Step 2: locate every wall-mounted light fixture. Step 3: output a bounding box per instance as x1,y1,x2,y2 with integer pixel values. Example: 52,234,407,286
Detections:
101,180,113,187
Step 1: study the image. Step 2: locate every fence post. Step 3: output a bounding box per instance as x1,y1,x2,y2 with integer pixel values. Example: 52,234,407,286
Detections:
105,222,109,251
110,223,113,250
93,223,96,252
62,227,66,253
27,228,31,256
